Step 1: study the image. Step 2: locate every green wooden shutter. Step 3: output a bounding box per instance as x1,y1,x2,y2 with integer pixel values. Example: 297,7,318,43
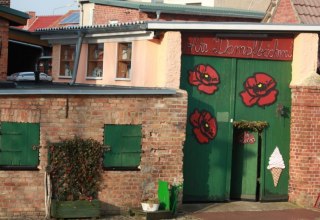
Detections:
104,125,142,168
0,122,39,167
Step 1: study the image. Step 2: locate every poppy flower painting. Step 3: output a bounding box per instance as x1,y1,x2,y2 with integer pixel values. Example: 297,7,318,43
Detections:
189,64,220,95
190,109,217,144
240,73,278,107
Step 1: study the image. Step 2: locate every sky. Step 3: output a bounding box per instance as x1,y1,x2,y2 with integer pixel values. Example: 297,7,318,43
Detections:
11,0,79,15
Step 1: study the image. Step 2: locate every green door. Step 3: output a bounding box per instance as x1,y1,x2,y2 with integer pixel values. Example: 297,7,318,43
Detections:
181,56,291,202
234,59,291,201
230,131,260,200
181,55,236,201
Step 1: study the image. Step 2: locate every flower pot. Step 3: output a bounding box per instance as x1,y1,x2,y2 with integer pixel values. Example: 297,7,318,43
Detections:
51,199,100,218
141,202,160,212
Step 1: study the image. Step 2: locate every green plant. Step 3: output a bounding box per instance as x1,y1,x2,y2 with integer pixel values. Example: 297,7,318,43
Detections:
47,137,106,201
233,120,269,133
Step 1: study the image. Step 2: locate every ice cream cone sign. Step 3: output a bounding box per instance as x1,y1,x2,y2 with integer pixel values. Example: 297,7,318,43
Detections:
267,146,285,187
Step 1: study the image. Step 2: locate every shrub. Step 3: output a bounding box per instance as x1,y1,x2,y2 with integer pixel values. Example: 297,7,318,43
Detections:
47,137,106,201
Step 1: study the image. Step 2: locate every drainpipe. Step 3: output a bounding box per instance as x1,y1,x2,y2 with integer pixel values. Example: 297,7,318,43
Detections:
70,31,86,85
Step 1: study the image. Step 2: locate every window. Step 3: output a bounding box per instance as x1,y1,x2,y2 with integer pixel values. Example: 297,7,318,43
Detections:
60,45,75,77
0,122,40,169
87,43,104,78
104,125,142,170
116,42,132,79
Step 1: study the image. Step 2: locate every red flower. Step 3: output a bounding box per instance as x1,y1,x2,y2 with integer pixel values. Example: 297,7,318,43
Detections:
189,64,220,94
190,109,217,144
240,73,278,107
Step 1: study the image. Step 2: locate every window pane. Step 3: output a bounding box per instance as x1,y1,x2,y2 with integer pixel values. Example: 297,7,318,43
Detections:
116,43,132,79
87,43,104,77
60,45,75,77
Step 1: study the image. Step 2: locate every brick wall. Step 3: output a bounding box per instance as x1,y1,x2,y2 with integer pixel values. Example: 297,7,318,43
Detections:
0,18,8,81
0,0,10,7
0,91,187,218
93,4,260,24
271,0,300,23
93,5,141,24
289,86,320,207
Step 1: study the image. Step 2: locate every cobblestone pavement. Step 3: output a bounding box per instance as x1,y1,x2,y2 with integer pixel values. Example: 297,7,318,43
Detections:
3,202,319,220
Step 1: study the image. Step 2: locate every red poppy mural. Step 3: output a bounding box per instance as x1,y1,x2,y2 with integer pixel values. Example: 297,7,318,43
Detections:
240,72,278,107
189,64,220,94
190,109,217,144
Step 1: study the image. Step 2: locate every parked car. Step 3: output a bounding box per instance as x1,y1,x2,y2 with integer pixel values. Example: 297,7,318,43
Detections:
7,72,52,82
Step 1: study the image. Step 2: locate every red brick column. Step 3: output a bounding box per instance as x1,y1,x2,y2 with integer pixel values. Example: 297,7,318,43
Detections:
289,86,320,207
0,18,9,81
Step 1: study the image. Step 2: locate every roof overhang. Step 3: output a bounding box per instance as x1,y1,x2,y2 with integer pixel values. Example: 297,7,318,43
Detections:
146,22,320,34
0,5,29,26
88,0,264,20
9,27,50,47
36,22,154,44
35,21,320,45
39,30,154,44
0,83,176,95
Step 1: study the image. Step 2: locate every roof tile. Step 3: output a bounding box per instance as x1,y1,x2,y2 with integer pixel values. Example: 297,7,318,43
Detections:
293,0,320,24
28,16,61,32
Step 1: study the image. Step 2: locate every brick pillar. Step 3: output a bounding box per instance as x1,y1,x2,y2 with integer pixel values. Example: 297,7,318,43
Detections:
0,0,10,7
0,19,9,81
289,85,320,207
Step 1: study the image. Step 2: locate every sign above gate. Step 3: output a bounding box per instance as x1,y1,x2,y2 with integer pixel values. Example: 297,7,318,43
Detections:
182,34,294,61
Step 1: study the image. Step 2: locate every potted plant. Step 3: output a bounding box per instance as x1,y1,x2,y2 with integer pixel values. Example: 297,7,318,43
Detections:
141,198,160,212
47,137,106,219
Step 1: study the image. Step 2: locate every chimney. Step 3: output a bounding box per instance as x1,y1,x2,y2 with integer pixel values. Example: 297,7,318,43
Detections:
0,0,10,7
25,11,37,30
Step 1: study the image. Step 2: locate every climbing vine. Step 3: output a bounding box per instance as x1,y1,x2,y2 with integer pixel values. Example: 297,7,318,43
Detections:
47,137,106,201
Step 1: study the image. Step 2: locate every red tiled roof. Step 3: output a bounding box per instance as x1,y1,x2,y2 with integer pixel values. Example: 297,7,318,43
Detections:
293,0,320,24
28,15,61,32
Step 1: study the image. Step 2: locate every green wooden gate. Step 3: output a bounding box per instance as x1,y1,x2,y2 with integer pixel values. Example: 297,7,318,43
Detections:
181,56,236,201
181,56,291,202
234,59,291,201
